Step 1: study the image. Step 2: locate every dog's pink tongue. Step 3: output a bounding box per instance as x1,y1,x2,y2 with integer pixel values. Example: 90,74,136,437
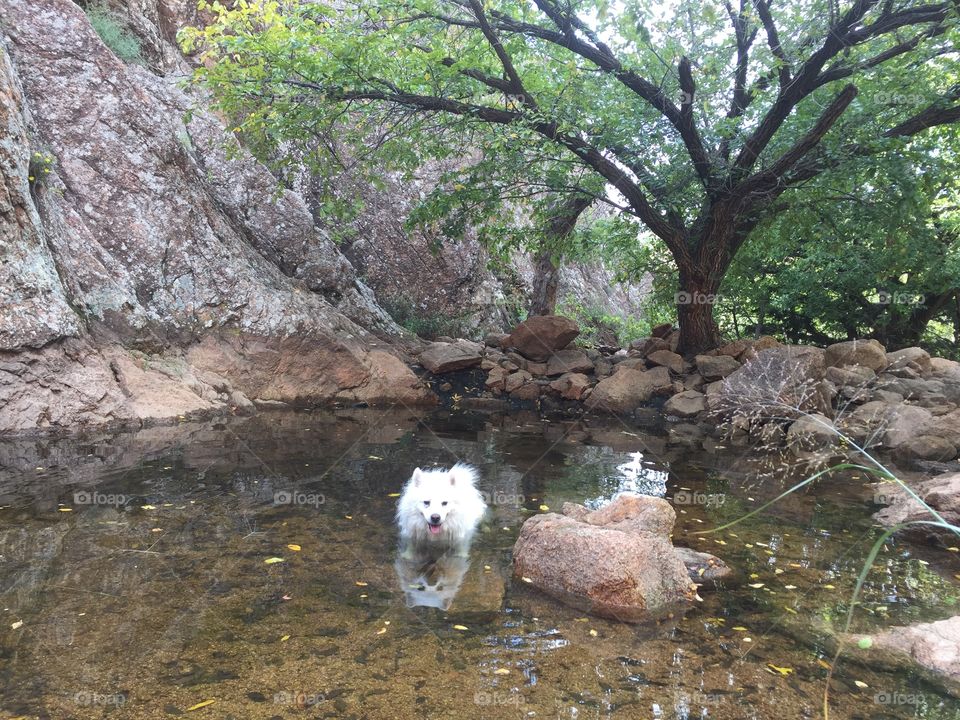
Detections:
428,524,442,535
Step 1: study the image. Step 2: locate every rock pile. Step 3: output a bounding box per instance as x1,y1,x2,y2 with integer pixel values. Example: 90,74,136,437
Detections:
419,321,960,463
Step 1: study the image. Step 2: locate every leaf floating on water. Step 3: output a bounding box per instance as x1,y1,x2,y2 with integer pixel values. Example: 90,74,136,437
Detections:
854,680,869,689
286,544,301,552
11,620,23,630
493,668,510,675
264,557,285,565
453,625,469,631
539,504,550,511
857,637,874,650
767,664,794,676
187,699,216,711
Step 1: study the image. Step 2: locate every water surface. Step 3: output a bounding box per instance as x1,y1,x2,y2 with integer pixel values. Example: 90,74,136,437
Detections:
1,409,958,719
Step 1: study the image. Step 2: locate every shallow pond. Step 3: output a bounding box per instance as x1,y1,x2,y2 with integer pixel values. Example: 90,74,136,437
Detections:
1,408,958,719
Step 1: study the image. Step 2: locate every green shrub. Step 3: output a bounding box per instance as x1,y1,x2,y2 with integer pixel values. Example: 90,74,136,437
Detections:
28,149,55,192
85,2,144,65
379,294,470,340
555,296,650,348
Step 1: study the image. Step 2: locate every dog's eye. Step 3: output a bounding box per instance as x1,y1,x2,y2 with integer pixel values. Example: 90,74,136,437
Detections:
441,501,448,506
423,501,430,507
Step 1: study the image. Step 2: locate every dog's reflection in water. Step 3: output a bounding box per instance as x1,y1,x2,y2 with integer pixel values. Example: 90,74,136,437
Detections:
394,546,470,611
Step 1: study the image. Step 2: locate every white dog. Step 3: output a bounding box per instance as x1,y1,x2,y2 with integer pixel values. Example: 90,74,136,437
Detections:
396,463,486,554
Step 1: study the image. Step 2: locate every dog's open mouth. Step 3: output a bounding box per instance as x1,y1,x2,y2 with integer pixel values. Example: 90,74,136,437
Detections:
427,522,443,535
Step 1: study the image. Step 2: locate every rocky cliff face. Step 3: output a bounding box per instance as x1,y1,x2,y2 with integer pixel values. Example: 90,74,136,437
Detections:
0,0,434,435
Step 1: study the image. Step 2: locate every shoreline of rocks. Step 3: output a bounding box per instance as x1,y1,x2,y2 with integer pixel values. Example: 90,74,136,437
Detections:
417,316,960,467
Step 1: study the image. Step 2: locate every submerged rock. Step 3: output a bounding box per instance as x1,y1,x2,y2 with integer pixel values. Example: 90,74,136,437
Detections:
846,616,960,698
873,471,960,533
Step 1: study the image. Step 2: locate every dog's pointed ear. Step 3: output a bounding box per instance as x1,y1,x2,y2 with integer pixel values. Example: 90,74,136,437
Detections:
411,467,423,486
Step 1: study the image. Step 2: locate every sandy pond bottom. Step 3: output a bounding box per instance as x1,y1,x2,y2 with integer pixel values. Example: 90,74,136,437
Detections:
0,408,958,720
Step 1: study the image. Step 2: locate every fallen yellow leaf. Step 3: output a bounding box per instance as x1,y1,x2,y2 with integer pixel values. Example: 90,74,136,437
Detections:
280,634,290,642
539,504,550,511
748,583,765,589
588,629,598,637
187,699,216,711
141,505,157,510
355,581,368,587
286,544,301,552
493,668,510,675
854,680,869,689
376,627,387,635
58,508,73,513
732,626,748,631
817,659,832,670
453,624,468,631
767,664,794,676
387,493,401,497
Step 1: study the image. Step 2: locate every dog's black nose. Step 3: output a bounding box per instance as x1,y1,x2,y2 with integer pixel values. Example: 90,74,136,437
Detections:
429,514,441,524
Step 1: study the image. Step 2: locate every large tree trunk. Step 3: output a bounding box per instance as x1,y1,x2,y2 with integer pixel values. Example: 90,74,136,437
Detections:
527,194,593,316
529,249,560,316
674,217,734,355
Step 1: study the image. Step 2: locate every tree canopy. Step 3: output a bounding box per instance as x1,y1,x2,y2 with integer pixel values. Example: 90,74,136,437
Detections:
182,0,960,352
